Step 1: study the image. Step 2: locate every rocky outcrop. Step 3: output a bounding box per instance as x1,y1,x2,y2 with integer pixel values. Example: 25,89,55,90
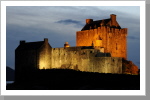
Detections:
122,59,139,75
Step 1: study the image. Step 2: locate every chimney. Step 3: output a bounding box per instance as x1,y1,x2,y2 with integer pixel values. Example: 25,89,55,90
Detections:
110,14,116,26
86,19,93,24
44,38,48,44
20,40,25,45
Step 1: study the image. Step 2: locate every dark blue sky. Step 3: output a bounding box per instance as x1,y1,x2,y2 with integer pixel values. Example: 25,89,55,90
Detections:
6,6,140,69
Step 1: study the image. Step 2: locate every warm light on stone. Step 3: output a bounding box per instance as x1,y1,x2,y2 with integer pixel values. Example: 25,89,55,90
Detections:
64,42,70,48
15,14,132,82
39,59,46,69
77,14,127,59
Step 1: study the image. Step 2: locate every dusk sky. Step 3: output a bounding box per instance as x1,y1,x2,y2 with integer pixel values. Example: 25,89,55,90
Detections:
6,6,140,69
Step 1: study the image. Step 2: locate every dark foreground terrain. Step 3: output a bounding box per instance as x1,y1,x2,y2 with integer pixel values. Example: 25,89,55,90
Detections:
7,69,140,90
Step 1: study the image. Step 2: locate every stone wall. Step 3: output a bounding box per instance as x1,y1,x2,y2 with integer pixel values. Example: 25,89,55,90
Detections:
15,49,38,82
51,47,122,73
15,39,52,81
15,50,38,70
76,26,127,59
38,40,52,69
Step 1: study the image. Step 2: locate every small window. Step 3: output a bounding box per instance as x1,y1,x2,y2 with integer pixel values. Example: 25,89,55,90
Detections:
83,51,85,54
113,59,115,62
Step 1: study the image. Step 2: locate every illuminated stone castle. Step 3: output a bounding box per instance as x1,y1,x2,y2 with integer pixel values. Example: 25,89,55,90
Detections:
77,14,127,59
15,14,127,79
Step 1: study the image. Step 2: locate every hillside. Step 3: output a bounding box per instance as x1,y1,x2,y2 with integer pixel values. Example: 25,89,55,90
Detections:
6,66,15,81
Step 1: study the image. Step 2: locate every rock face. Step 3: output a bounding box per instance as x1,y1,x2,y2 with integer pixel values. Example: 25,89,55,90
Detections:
122,59,139,75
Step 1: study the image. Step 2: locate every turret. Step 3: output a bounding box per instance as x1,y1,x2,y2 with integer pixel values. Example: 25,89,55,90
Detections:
64,42,70,48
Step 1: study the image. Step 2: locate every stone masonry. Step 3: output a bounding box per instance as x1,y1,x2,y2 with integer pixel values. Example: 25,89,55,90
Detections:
76,14,127,59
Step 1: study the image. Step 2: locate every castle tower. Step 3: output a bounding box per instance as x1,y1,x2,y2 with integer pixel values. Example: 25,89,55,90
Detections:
76,14,127,59
15,38,52,82
64,42,70,48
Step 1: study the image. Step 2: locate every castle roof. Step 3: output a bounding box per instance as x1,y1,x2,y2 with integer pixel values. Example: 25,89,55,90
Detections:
16,41,44,51
16,38,50,51
81,14,121,31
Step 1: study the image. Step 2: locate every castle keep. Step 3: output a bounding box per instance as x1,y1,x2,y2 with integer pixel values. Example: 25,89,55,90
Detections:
77,14,127,59
15,14,127,80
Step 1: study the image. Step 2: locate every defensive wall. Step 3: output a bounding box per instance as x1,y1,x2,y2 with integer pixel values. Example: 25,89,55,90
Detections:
51,46,122,73
15,40,122,75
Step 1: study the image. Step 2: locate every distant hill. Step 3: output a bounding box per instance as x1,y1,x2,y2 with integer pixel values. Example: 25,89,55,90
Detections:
6,66,15,81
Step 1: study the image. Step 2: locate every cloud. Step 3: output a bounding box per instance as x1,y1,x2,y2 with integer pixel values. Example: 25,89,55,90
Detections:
56,19,81,25
56,19,84,28
7,24,76,47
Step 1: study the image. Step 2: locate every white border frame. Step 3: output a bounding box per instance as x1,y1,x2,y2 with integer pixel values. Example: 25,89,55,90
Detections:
1,1,145,96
